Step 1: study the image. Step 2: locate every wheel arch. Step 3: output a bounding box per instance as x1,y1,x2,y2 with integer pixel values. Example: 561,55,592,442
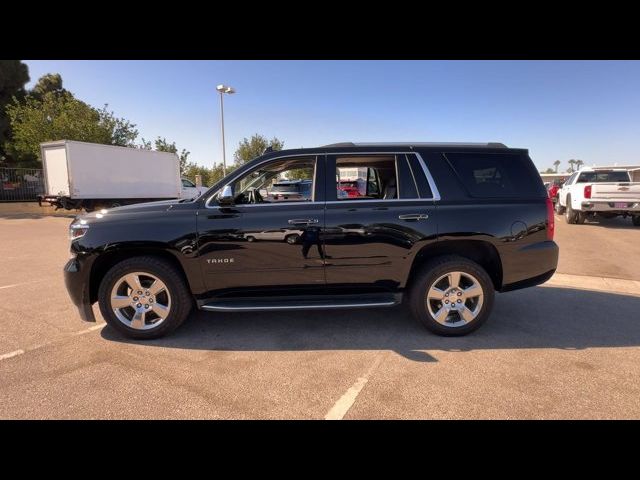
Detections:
406,240,503,291
89,247,190,304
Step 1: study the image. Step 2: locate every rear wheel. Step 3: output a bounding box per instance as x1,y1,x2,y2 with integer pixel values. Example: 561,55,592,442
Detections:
98,256,192,339
409,255,495,336
565,196,578,224
246,236,256,242
633,216,640,226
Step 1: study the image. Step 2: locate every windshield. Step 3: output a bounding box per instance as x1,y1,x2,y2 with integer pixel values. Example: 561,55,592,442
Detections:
576,171,630,183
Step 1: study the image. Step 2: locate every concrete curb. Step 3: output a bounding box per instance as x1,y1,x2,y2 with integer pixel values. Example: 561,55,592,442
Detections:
544,272,640,297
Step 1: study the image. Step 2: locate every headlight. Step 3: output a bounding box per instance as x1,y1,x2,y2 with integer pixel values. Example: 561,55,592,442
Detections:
69,220,89,241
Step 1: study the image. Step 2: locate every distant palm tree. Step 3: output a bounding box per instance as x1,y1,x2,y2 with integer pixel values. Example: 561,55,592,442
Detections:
553,160,561,173
575,159,584,171
568,159,576,173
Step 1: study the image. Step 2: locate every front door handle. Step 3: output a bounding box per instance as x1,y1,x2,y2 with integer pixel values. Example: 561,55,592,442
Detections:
398,213,429,221
288,218,319,225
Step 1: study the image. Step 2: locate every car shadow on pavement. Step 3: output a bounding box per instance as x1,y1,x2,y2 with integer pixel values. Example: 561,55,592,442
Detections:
101,286,640,362
579,217,638,230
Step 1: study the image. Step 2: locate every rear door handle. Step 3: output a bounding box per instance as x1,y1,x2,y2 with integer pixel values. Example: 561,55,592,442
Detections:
288,218,319,225
398,213,429,221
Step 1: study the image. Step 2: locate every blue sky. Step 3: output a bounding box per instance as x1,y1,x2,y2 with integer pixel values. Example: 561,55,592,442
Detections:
24,60,640,171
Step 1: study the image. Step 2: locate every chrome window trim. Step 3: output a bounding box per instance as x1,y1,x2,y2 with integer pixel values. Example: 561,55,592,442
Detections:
404,153,421,198
324,198,435,205
205,151,441,208
413,152,441,201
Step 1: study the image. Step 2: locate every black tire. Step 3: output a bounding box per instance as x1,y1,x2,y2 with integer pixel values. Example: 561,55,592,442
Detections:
576,211,586,224
565,195,578,224
409,255,495,336
246,236,255,242
633,216,640,226
555,196,565,214
98,256,192,339
285,234,300,244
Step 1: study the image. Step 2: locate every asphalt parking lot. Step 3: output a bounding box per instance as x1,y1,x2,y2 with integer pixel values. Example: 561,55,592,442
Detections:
1,211,639,419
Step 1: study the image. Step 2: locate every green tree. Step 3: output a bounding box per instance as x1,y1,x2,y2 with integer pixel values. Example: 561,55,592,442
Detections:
575,159,584,171
182,162,237,187
286,167,314,180
5,89,138,165
0,60,30,164
97,105,138,147
233,134,284,165
543,167,555,174
153,137,190,174
31,73,66,99
553,160,561,173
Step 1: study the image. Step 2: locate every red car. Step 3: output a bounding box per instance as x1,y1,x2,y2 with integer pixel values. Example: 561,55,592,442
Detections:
338,181,361,198
547,179,565,202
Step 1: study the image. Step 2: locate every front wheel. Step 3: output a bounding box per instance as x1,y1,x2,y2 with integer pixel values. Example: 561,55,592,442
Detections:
98,256,192,339
565,196,578,224
555,196,565,214
285,234,300,244
409,255,495,336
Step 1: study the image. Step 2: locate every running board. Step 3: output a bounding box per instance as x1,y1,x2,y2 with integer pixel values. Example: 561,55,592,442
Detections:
199,293,402,312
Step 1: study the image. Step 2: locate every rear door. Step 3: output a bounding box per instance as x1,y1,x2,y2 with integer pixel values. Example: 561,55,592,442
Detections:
322,152,438,289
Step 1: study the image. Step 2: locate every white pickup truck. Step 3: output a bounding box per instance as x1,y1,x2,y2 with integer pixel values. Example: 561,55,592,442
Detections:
556,166,640,225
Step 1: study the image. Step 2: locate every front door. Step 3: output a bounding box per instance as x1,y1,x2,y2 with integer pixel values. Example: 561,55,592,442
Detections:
323,153,438,289
197,155,326,297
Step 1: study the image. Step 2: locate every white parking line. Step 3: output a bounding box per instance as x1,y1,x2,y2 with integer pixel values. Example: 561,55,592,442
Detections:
325,353,387,420
71,324,106,336
0,323,105,362
0,280,46,290
0,349,25,361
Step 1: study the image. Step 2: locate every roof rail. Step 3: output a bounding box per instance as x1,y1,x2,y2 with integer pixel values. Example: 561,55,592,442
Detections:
322,142,356,147
323,142,508,148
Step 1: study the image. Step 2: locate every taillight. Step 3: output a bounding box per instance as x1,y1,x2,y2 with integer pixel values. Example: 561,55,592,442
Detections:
584,185,592,199
546,197,554,241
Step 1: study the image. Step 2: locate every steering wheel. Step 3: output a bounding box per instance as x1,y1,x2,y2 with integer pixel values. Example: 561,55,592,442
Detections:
247,188,264,204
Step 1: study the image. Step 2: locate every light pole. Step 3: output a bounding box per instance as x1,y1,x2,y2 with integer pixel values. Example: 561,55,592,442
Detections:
216,84,236,177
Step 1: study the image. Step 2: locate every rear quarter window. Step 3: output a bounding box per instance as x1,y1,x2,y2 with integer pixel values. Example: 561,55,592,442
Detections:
444,152,546,198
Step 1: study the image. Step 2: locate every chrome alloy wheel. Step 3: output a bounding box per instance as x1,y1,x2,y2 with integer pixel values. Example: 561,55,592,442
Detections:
110,272,171,330
425,271,484,328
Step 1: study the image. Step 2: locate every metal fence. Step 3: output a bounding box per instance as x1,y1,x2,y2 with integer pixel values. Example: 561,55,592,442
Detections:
0,168,45,202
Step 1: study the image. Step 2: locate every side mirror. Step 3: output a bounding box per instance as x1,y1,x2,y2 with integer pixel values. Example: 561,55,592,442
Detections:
218,184,234,205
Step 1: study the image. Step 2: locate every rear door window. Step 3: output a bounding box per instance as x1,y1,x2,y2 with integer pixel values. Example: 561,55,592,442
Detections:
444,152,545,198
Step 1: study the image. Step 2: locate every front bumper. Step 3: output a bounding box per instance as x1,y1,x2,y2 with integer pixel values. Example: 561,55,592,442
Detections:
64,256,96,322
581,201,640,213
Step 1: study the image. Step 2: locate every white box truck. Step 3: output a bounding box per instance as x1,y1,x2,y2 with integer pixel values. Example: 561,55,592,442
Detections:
38,140,205,211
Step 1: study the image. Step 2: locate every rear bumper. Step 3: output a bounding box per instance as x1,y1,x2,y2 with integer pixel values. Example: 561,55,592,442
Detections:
64,256,96,322
581,201,640,213
500,240,559,292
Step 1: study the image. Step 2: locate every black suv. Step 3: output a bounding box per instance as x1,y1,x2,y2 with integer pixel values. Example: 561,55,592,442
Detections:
65,142,558,339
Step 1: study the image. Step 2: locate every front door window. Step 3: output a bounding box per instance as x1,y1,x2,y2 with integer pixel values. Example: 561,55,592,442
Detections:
230,157,316,205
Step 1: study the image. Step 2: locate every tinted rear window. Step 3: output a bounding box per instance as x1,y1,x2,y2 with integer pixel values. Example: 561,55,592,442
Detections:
444,152,545,198
576,171,630,183
272,184,300,192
